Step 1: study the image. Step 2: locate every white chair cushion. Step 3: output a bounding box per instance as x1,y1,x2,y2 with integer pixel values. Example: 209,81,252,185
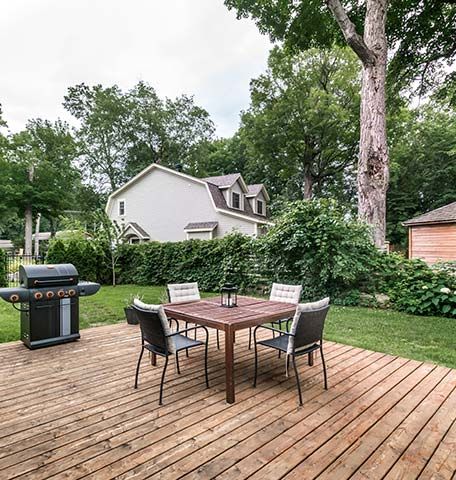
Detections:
269,283,302,304
133,298,176,353
167,282,201,303
287,297,330,355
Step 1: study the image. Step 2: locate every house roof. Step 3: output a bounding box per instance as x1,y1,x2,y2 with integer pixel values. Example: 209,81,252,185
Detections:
123,222,150,239
206,182,268,221
204,173,242,188
246,183,271,202
184,222,218,231
403,201,456,226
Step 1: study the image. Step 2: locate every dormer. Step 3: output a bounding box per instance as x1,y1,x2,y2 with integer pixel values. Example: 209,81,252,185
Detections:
246,184,270,216
204,173,249,211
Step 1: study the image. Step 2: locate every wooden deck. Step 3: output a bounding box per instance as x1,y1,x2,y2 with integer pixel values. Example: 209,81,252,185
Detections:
0,323,455,480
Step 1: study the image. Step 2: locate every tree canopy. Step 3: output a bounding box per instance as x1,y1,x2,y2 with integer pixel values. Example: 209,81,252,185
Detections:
64,81,215,192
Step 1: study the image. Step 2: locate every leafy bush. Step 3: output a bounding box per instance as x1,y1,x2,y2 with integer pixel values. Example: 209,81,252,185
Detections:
117,233,256,292
0,249,6,288
258,199,378,300
46,236,110,283
386,259,456,317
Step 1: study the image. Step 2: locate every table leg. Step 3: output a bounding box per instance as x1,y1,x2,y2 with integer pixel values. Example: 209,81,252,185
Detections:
225,326,235,404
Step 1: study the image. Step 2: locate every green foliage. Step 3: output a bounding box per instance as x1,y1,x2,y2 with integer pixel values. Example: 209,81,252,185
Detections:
63,81,215,192
240,46,360,203
371,253,456,318
0,249,6,288
258,199,377,300
224,0,456,97
46,235,110,283
116,233,256,292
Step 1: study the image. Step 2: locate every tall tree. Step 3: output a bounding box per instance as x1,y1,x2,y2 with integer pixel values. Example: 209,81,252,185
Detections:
224,0,456,246
240,46,360,201
0,119,78,252
64,81,215,192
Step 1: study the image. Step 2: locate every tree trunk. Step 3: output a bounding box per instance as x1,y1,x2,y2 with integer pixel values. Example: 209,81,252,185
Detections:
302,169,314,199
357,0,389,248
24,164,35,255
34,213,41,257
24,205,33,256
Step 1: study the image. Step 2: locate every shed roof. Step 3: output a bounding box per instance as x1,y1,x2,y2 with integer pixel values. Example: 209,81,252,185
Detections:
403,201,456,226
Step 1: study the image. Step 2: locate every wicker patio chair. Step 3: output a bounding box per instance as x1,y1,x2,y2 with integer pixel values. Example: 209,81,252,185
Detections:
248,283,302,349
133,299,209,405
252,302,330,405
167,282,220,349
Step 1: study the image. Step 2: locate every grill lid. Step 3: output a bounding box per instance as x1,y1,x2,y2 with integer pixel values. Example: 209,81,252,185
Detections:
19,264,79,288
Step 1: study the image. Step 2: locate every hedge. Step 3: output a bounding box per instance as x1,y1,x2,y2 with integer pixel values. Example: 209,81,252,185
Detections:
116,234,259,292
0,249,6,288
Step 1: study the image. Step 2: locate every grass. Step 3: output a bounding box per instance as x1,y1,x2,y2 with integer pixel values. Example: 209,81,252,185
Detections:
0,285,455,369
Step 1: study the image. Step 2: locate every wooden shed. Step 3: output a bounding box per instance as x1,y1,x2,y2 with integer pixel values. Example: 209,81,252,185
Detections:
403,201,456,264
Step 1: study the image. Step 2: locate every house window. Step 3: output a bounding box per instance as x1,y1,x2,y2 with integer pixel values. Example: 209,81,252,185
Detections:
257,199,264,215
232,192,241,209
118,200,125,216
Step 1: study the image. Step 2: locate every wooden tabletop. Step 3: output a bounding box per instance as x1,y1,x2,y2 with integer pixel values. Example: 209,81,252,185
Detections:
164,295,296,331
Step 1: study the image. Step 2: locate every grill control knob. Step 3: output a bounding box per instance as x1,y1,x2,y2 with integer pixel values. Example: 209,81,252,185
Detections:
9,294,19,303
68,289,76,297
34,292,43,300
46,291,54,299
57,290,65,298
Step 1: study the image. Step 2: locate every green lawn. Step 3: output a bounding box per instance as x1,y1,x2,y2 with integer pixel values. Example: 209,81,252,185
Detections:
1,285,455,369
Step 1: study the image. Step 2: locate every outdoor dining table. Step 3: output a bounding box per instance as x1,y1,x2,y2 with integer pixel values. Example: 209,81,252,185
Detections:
164,295,296,404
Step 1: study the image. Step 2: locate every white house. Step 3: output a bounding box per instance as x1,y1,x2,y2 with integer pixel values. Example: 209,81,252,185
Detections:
105,163,272,243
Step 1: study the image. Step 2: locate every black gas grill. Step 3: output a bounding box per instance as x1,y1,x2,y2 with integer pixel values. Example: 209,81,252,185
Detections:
0,264,100,349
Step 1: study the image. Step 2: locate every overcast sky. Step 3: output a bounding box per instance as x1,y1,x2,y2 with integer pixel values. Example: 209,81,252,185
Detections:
0,0,272,138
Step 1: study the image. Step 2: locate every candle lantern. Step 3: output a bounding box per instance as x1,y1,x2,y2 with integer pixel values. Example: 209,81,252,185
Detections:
220,283,238,308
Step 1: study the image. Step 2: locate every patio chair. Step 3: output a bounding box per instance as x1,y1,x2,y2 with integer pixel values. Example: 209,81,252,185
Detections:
133,299,209,405
248,283,302,349
252,300,330,405
167,282,220,349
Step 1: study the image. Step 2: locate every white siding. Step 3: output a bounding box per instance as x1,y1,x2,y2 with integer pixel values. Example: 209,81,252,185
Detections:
187,231,212,240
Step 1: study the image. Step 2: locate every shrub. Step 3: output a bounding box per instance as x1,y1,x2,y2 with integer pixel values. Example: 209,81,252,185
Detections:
258,199,378,300
46,235,110,283
0,249,6,288
117,233,256,292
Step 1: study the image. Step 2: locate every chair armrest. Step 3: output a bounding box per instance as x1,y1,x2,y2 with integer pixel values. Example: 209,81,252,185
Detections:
166,325,208,337
254,324,293,336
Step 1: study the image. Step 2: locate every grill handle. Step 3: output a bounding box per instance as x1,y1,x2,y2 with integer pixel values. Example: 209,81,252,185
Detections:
32,278,74,287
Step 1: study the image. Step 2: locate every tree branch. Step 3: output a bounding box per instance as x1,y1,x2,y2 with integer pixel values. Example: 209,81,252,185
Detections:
325,0,376,66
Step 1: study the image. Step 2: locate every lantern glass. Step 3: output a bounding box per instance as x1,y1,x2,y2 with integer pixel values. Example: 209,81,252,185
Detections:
220,283,238,308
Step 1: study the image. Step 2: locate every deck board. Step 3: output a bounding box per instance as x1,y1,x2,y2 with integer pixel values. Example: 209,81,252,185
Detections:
0,322,454,479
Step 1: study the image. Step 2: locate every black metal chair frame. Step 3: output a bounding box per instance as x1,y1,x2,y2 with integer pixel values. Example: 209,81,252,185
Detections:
252,305,329,405
133,306,210,405
166,286,220,350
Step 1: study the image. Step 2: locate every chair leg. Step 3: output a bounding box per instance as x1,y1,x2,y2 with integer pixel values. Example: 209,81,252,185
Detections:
185,322,189,357
248,328,252,350
134,346,144,389
308,352,314,366
253,336,259,387
158,356,169,405
320,345,328,390
175,352,181,374
216,330,220,350
204,333,209,388
292,355,303,406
